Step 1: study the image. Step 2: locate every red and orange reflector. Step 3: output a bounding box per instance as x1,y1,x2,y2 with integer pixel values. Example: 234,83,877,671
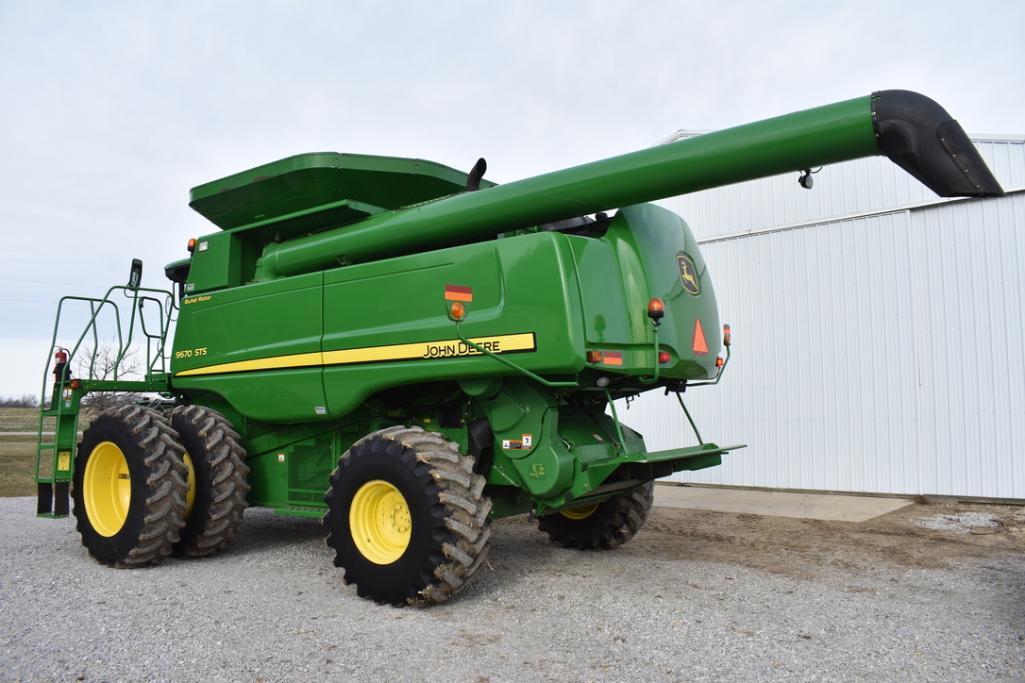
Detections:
444,284,473,302
69,378,81,389
692,319,709,355
448,301,466,321
602,351,623,366
588,350,623,366
715,356,725,368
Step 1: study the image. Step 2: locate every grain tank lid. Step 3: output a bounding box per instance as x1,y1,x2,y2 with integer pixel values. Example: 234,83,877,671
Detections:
188,152,496,231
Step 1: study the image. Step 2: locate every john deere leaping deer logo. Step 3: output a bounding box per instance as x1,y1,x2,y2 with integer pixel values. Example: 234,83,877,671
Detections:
677,253,700,295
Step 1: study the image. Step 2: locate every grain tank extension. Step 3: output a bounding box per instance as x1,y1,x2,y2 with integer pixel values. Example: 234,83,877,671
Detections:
35,90,1002,604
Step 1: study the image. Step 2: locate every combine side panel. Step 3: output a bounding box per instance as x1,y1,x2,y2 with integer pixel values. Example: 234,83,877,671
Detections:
171,272,328,422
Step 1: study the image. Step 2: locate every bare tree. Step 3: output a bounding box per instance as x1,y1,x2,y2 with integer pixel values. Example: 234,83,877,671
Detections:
0,394,38,407
73,344,143,412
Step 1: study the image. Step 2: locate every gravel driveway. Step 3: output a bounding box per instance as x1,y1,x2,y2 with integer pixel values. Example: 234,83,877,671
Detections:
1,496,1022,681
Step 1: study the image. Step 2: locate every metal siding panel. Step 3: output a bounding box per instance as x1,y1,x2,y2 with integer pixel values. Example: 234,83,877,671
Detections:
658,137,1025,241
640,192,1025,498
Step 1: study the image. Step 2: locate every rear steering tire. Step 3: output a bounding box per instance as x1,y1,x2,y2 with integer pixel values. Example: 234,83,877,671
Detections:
324,426,492,606
169,405,250,557
538,481,654,550
72,404,189,567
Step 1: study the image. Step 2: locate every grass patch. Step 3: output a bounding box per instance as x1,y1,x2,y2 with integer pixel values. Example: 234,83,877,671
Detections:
0,435,37,497
0,407,97,497
0,406,106,496
0,406,40,433
1,408,47,497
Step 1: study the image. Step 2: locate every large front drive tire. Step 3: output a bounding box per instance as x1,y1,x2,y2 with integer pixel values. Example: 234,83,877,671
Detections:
538,481,654,550
323,426,492,606
72,404,189,567
169,405,250,557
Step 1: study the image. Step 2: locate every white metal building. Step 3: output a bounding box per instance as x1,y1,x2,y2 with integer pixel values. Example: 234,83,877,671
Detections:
625,133,1025,500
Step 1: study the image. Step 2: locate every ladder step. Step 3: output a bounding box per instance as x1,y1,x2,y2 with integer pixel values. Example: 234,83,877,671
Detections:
37,442,56,450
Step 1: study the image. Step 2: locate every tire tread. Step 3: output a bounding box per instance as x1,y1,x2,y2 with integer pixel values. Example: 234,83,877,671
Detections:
170,405,250,557
538,481,654,551
324,426,492,606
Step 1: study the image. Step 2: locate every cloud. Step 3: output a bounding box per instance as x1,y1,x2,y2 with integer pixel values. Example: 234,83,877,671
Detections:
1,0,1023,397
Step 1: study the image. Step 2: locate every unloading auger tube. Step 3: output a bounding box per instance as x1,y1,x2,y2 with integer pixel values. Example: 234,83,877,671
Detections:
254,90,1003,280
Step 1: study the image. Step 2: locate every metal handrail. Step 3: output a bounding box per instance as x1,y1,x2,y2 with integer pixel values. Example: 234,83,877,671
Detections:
35,283,177,487
41,285,175,392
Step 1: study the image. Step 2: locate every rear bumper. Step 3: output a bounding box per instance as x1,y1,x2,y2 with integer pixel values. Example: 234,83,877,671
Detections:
625,442,746,472
541,441,747,515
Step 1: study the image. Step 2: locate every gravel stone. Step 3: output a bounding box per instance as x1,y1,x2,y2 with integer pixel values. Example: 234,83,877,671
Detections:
914,512,1003,534
1,496,1023,681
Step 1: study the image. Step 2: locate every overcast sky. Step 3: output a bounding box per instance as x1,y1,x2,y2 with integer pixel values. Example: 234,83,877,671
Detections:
1,0,1023,398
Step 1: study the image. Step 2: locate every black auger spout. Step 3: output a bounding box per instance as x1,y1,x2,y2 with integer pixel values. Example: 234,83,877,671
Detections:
872,90,1004,197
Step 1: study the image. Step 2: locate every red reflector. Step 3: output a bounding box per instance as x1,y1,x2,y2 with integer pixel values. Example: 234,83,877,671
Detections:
658,351,671,364
587,350,602,363
692,319,709,355
715,356,724,368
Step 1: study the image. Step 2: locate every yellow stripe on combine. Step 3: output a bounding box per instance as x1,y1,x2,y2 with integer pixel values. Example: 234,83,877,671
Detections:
323,333,535,365
174,333,536,377
174,351,323,377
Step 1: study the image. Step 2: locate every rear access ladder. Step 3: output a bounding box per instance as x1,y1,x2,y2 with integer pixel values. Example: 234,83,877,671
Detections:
35,283,177,517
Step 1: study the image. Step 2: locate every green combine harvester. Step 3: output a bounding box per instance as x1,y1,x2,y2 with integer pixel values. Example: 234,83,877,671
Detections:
34,91,1002,604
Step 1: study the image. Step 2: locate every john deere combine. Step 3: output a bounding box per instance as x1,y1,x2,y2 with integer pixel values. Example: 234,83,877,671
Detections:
34,91,1002,604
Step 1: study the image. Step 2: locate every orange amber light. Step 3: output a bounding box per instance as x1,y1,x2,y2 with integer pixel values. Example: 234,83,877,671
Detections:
647,297,665,321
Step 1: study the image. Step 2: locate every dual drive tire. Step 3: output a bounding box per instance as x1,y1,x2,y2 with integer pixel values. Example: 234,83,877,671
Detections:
73,404,248,566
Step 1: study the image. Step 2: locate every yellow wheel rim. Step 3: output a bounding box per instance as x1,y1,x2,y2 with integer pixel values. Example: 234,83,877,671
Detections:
83,441,131,537
560,502,599,520
182,451,196,519
349,480,412,565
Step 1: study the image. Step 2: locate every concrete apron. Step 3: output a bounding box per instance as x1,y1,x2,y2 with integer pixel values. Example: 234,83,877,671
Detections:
654,484,912,522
